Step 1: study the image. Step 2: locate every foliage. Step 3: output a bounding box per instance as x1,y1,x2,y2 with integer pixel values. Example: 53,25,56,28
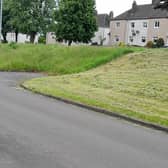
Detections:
0,44,135,74
118,42,126,47
146,41,154,48
38,36,46,44
2,1,12,43
3,0,23,42
146,38,165,48
55,0,97,46
8,42,18,49
23,49,168,127
4,0,56,43
156,38,165,48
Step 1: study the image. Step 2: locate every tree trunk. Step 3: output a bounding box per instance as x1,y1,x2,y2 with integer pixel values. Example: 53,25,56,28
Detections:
15,30,19,43
68,40,72,46
30,32,36,43
2,32,7,43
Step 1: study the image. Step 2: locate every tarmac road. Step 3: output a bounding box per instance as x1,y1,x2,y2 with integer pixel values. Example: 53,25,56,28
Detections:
0,72,167,168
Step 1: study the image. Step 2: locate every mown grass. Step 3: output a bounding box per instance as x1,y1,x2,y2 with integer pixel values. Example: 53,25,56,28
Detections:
0,44,136,74
23,49,168,127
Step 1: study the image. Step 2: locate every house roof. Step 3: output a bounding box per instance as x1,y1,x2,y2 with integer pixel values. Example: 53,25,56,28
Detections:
113,4,168,21
97,14,110,27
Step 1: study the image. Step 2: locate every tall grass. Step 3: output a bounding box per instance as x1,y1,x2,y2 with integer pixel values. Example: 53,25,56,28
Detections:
0,44,136,74
23,49,168,127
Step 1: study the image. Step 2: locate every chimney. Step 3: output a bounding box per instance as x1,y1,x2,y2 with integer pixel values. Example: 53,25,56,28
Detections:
109,11,114,20
132,1,137,12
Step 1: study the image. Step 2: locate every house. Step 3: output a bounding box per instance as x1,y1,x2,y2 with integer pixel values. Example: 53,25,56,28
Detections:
91,13,111,45
6,33,39,43
109,0,168,46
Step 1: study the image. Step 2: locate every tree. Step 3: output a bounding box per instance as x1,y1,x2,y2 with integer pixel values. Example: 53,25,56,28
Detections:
1,0,56,43
7,0,56,43
1,0,19,43
2,3,11,43
20,0,56,43
5,0,23,42
155,0,168,10
55,0,97,46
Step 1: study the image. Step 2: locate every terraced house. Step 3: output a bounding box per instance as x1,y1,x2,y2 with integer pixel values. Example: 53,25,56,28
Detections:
110,0,168,46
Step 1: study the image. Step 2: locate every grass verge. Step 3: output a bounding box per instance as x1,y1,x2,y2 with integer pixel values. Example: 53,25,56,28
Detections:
0,44,136,74
23,49,168,127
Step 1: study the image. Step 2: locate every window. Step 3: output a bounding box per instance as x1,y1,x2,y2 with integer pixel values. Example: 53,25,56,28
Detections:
143,22,148,28
129,36,133,42
115,35,120,42
116,22,120,27
131,22,135,28
142,36,146,43
153,36,158,43
154,21,160,28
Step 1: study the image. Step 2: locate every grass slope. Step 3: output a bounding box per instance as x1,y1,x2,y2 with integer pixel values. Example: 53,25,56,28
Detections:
23,49,168,127
0,44,135,74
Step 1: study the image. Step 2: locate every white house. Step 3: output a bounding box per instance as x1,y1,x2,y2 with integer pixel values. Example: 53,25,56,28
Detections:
6,33,39,43
91,14,111,45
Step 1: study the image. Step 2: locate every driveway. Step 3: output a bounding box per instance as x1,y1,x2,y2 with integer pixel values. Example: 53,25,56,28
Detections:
0,72,167,168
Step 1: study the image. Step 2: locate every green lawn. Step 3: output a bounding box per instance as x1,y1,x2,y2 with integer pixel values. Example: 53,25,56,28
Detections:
23,49,168,127
0,44,135,74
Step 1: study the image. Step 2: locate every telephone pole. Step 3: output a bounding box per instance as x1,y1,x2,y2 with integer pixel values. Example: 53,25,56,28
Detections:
0,0,3,42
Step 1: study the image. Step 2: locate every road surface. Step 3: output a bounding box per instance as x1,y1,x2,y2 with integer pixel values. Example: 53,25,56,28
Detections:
0,72,168,168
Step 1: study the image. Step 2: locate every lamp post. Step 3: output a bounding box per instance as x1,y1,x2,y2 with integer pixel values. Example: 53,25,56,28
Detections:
0,0,3,43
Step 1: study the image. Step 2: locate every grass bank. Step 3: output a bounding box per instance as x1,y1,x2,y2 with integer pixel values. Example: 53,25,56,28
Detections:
23,49,168,127
0,44,135,74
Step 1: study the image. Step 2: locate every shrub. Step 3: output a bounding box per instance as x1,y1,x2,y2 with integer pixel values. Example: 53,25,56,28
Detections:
9,42,18,49
146,41,154,48
38,36,46,44
118,42,126,47
156,38,164,48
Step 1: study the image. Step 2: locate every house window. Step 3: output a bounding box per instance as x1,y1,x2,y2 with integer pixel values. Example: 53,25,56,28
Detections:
143,22,148,28
116,22,120,27
129,36,133,42
153,36,158,43
154,21,160,28
115,35,120,42
142,36,146,43
131,22,135,28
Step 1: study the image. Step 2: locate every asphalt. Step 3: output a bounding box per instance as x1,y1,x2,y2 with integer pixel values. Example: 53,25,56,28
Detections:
0,72,168,168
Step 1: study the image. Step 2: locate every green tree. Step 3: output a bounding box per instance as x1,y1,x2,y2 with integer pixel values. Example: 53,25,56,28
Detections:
2,2,11,43
6,0,56,43
5,0,23,42
1,0,20,42
21,0,56,43
55,0,97,46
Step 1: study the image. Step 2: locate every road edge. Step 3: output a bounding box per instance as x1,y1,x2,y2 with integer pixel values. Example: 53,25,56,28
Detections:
21,84,168,134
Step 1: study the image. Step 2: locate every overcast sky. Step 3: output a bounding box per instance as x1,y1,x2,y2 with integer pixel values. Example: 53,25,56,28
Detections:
96,0,151,16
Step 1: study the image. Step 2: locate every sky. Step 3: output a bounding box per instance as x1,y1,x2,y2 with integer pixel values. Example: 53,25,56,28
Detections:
96,0,151,16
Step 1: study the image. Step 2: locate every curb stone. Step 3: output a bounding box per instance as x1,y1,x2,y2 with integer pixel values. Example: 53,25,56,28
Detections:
21,84,168,134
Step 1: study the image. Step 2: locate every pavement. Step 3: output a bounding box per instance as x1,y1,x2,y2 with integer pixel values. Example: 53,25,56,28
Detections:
0,72,168,168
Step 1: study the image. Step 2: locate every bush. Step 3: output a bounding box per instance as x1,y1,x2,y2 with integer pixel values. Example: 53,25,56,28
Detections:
118,42,126,47
9,42,18,49
156,38,164,48
38,36,46,44
146,41,154,48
